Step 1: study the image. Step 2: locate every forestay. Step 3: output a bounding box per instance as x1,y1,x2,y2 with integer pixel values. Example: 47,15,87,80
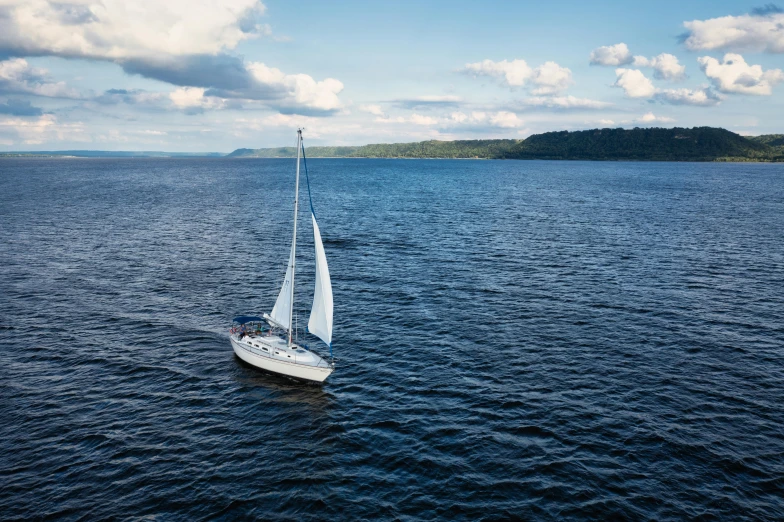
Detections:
308,213,333,346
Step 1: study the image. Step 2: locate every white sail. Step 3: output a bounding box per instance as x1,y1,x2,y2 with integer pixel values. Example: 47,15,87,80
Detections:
308,213,333,346
269,237,295,330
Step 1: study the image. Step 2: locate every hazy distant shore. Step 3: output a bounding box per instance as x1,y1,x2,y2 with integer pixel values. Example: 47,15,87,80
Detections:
4,127,783,162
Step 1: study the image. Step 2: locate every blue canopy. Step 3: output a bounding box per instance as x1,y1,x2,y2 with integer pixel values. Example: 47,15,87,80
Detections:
233,315,264,324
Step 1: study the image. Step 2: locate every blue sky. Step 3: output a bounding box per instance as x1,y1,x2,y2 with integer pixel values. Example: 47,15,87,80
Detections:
0,0,782,151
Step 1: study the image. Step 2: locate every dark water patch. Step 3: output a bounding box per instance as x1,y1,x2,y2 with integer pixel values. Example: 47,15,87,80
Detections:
1,158,783,520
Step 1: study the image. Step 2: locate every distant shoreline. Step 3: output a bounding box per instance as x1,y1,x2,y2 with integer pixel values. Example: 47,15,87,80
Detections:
3,127,783,162
3,155,783,163
226,127,784,163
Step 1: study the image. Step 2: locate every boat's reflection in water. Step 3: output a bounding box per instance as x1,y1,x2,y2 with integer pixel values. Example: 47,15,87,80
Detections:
231,353,335,411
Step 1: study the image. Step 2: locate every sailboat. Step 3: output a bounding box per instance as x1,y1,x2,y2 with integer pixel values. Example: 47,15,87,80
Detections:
230,129,335,383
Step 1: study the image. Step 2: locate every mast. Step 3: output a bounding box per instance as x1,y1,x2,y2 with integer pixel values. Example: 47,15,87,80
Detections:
288,129,302,346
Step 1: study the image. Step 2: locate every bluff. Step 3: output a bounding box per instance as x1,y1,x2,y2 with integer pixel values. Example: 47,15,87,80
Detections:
227,127,783,162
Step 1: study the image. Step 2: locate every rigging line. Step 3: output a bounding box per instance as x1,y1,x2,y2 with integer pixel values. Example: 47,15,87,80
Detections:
300,139,316,217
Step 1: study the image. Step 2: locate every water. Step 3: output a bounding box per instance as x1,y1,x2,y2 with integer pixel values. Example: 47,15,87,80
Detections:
1,158,783,520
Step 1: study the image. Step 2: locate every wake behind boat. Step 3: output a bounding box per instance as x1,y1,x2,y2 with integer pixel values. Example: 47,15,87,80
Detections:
230,129,335,383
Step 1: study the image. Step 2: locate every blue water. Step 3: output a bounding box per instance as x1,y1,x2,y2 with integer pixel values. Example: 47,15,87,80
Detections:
1,158,783,520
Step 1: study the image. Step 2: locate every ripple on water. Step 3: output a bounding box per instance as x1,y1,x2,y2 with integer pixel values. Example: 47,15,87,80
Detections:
1,158,783,520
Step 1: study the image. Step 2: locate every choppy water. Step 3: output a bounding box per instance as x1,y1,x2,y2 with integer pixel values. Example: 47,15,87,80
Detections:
1,158,783,520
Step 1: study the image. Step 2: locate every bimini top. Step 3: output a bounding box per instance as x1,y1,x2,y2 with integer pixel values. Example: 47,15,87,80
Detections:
233,315,264,324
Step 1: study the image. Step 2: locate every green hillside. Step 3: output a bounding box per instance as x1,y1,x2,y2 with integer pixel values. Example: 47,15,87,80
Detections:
748,134,784,156
506,127,776,161
226,139,520,159
228,127,783,162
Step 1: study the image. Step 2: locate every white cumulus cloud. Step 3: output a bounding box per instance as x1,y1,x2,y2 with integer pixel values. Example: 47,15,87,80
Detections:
0,0,267,60
359,104,384,116
0,58,80,98
441,111,523,128
614,69,656,98
488,111,522,128
462,59,572,94
409,114,439,126
375,113,439,126
0,1,344,115
636,112,674,123
613,67,721,106
169,87,226,111
530,61,573,95
0,113,88,144
463,59,533,86
698,53,784,95
682,9,784,53
655,87,722,106
632,53,687,81
589,43,634,66
449,112,468,123
521,95,611,109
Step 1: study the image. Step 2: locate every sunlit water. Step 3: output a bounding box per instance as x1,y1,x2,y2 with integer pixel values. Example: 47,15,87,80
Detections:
1,158,783,520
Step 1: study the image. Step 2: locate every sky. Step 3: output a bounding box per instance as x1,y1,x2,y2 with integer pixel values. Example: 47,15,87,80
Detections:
0,0,783,151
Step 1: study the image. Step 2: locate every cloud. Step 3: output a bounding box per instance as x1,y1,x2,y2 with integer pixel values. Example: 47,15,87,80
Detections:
529,61,573,94
375,113,439,126
682,9,784,53
409,114,439,126
594,46,687,80
0,98,43,116
698,53,784,95
0,114,87,144
589,43,633,66
632,53,686,81
359,104,384,116
122,54,258,91
613,68,718,106
636,112,674,123
374,110,523,129
93,86,241,114
0,58,79,98
0,2,344,115
519,95,611,109
204,61,344,113
169,87,227,113
94,88,167,106
614,69,656,98
462,59,572,94
449,112,468,124
655,87,722,106
413,95,461,103
445,111,522,128
391,95,463,109
463,59,532,86
488,111,522,128
0,0,267,60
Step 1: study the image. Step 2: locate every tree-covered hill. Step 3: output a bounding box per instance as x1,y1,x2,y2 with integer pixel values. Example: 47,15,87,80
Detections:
506,127,775,161
748,134,784,156
227,127,783,162
226,139,520,159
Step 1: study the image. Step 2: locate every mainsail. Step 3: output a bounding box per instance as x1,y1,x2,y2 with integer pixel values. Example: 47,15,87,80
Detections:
308,213,333,346
269,237,295,329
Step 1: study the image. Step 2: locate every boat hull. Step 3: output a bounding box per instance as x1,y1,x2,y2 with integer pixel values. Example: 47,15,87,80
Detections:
230,337,334,383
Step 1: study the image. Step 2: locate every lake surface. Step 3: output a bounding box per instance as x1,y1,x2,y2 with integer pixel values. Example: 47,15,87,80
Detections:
1,158,783,520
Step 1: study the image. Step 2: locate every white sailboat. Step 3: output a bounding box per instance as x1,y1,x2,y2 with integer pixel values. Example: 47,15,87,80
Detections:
230,129,335,383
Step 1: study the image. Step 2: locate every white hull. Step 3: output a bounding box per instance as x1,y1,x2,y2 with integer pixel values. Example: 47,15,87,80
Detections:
230,335,333,383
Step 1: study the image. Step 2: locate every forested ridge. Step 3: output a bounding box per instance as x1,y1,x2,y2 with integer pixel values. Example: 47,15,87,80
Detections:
228,127,784,162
